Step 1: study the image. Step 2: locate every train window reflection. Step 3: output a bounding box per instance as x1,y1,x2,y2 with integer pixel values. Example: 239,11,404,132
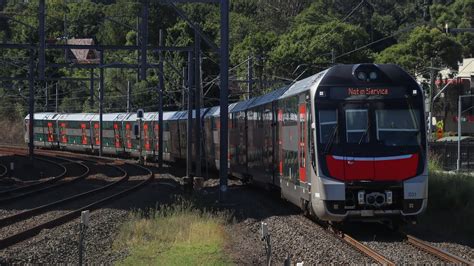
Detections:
376,109,420,146
319,109,337,143
346,109,368,143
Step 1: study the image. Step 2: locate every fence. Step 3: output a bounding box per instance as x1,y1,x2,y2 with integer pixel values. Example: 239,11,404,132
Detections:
429,142,474,171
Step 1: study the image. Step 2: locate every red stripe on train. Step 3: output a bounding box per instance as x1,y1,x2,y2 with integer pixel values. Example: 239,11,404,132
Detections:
326,154,419,181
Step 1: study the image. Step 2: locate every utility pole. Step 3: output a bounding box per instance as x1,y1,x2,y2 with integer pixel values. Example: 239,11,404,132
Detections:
139,0,148,81
186,51,194,180
99,50,104,157
90,69,94,109
38,0,45,81
127,80,131,112
182,67,187,110
428,58,435,140
45,82,48,111
194,30,202,177
158,29,165,169
219,0,230,202
28,48,35,160
55,83,59,113
247,55,253,100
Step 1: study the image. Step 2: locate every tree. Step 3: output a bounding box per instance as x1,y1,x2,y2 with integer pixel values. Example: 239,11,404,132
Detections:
376,26,463,73
271,21,371,77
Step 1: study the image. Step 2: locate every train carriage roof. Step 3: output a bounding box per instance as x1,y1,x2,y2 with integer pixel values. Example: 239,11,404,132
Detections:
278,72,325,100
91,113,127,122
247,86,289,109
25,112,60,120
230,99,254,113
141,111,177,121
204,106,220,118
57,113,95,121
179,108,209,120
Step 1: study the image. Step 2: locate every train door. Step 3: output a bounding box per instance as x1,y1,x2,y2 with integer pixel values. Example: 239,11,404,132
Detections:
113,123,122,152
59,122,68,144
298,102,307,183
81,123,88,146
93,122,100,146
125,123,132,150
277,108,284,180
143,122,151,152
47,122,55,144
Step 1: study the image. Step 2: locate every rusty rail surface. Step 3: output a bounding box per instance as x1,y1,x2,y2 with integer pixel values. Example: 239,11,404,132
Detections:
405,234,473,265
0,162,153,249
340,233,396,266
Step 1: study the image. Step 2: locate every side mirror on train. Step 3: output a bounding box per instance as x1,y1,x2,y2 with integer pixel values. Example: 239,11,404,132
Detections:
134,124,140,139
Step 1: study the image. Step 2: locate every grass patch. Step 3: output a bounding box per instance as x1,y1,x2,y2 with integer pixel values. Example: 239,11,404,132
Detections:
420,170,474,238
114,201,231,265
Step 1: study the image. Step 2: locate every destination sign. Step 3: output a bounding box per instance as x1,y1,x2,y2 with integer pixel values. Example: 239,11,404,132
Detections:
323,86,409,100
347,88,389,96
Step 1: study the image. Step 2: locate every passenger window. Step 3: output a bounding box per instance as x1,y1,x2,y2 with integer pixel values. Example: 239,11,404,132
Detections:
345,109,368,143
319,110,337,143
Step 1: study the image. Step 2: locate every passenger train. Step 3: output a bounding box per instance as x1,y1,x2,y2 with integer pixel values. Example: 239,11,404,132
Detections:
25,64,428,223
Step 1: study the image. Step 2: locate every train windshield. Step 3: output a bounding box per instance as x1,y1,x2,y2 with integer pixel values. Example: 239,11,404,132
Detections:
317,99,423,155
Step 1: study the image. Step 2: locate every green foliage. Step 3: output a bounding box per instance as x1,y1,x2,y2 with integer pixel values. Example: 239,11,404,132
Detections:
376,26,463,73
0,0,473,116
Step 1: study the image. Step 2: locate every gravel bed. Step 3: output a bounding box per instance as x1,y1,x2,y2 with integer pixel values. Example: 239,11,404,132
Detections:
430,242,474,262
0,175,181,264
361,239,442,264
0,174,141,241
0,162,123,219
190,180,375,265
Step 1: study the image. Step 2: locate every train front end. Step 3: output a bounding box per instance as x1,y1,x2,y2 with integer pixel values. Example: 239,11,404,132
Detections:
310,64,427,222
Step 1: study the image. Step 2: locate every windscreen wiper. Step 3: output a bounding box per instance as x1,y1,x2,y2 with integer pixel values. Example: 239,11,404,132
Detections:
324,124,338,154
358,124,370,144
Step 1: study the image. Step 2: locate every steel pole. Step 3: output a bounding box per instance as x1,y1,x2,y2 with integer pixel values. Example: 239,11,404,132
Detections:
139,0,148,81
219,0,229,201
38,0,45,81
158,29,165,169
28,49,35,160
99,51,104,157
194,30,202,177
457,96,461,172
247,55,253,100
55,83,58,113
90,69,94,109
127,80,131,112
187,51,194,179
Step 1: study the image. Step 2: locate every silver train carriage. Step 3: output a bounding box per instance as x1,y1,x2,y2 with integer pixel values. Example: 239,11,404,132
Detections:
25,63,427,223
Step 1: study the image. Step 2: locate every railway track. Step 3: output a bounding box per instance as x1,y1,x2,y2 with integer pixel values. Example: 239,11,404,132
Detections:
0,155,89,205
0,156,67,202
0,159,153,249
329,225,473,265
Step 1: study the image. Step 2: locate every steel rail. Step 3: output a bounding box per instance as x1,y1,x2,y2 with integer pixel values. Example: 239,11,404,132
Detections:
0,159,124,228
340,233,396,266
405,234,473,265
0,155,67,199
0,163,153,249
0,156,89,204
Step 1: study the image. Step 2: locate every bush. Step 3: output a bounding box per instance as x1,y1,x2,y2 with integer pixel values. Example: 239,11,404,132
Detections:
0,119,25,145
